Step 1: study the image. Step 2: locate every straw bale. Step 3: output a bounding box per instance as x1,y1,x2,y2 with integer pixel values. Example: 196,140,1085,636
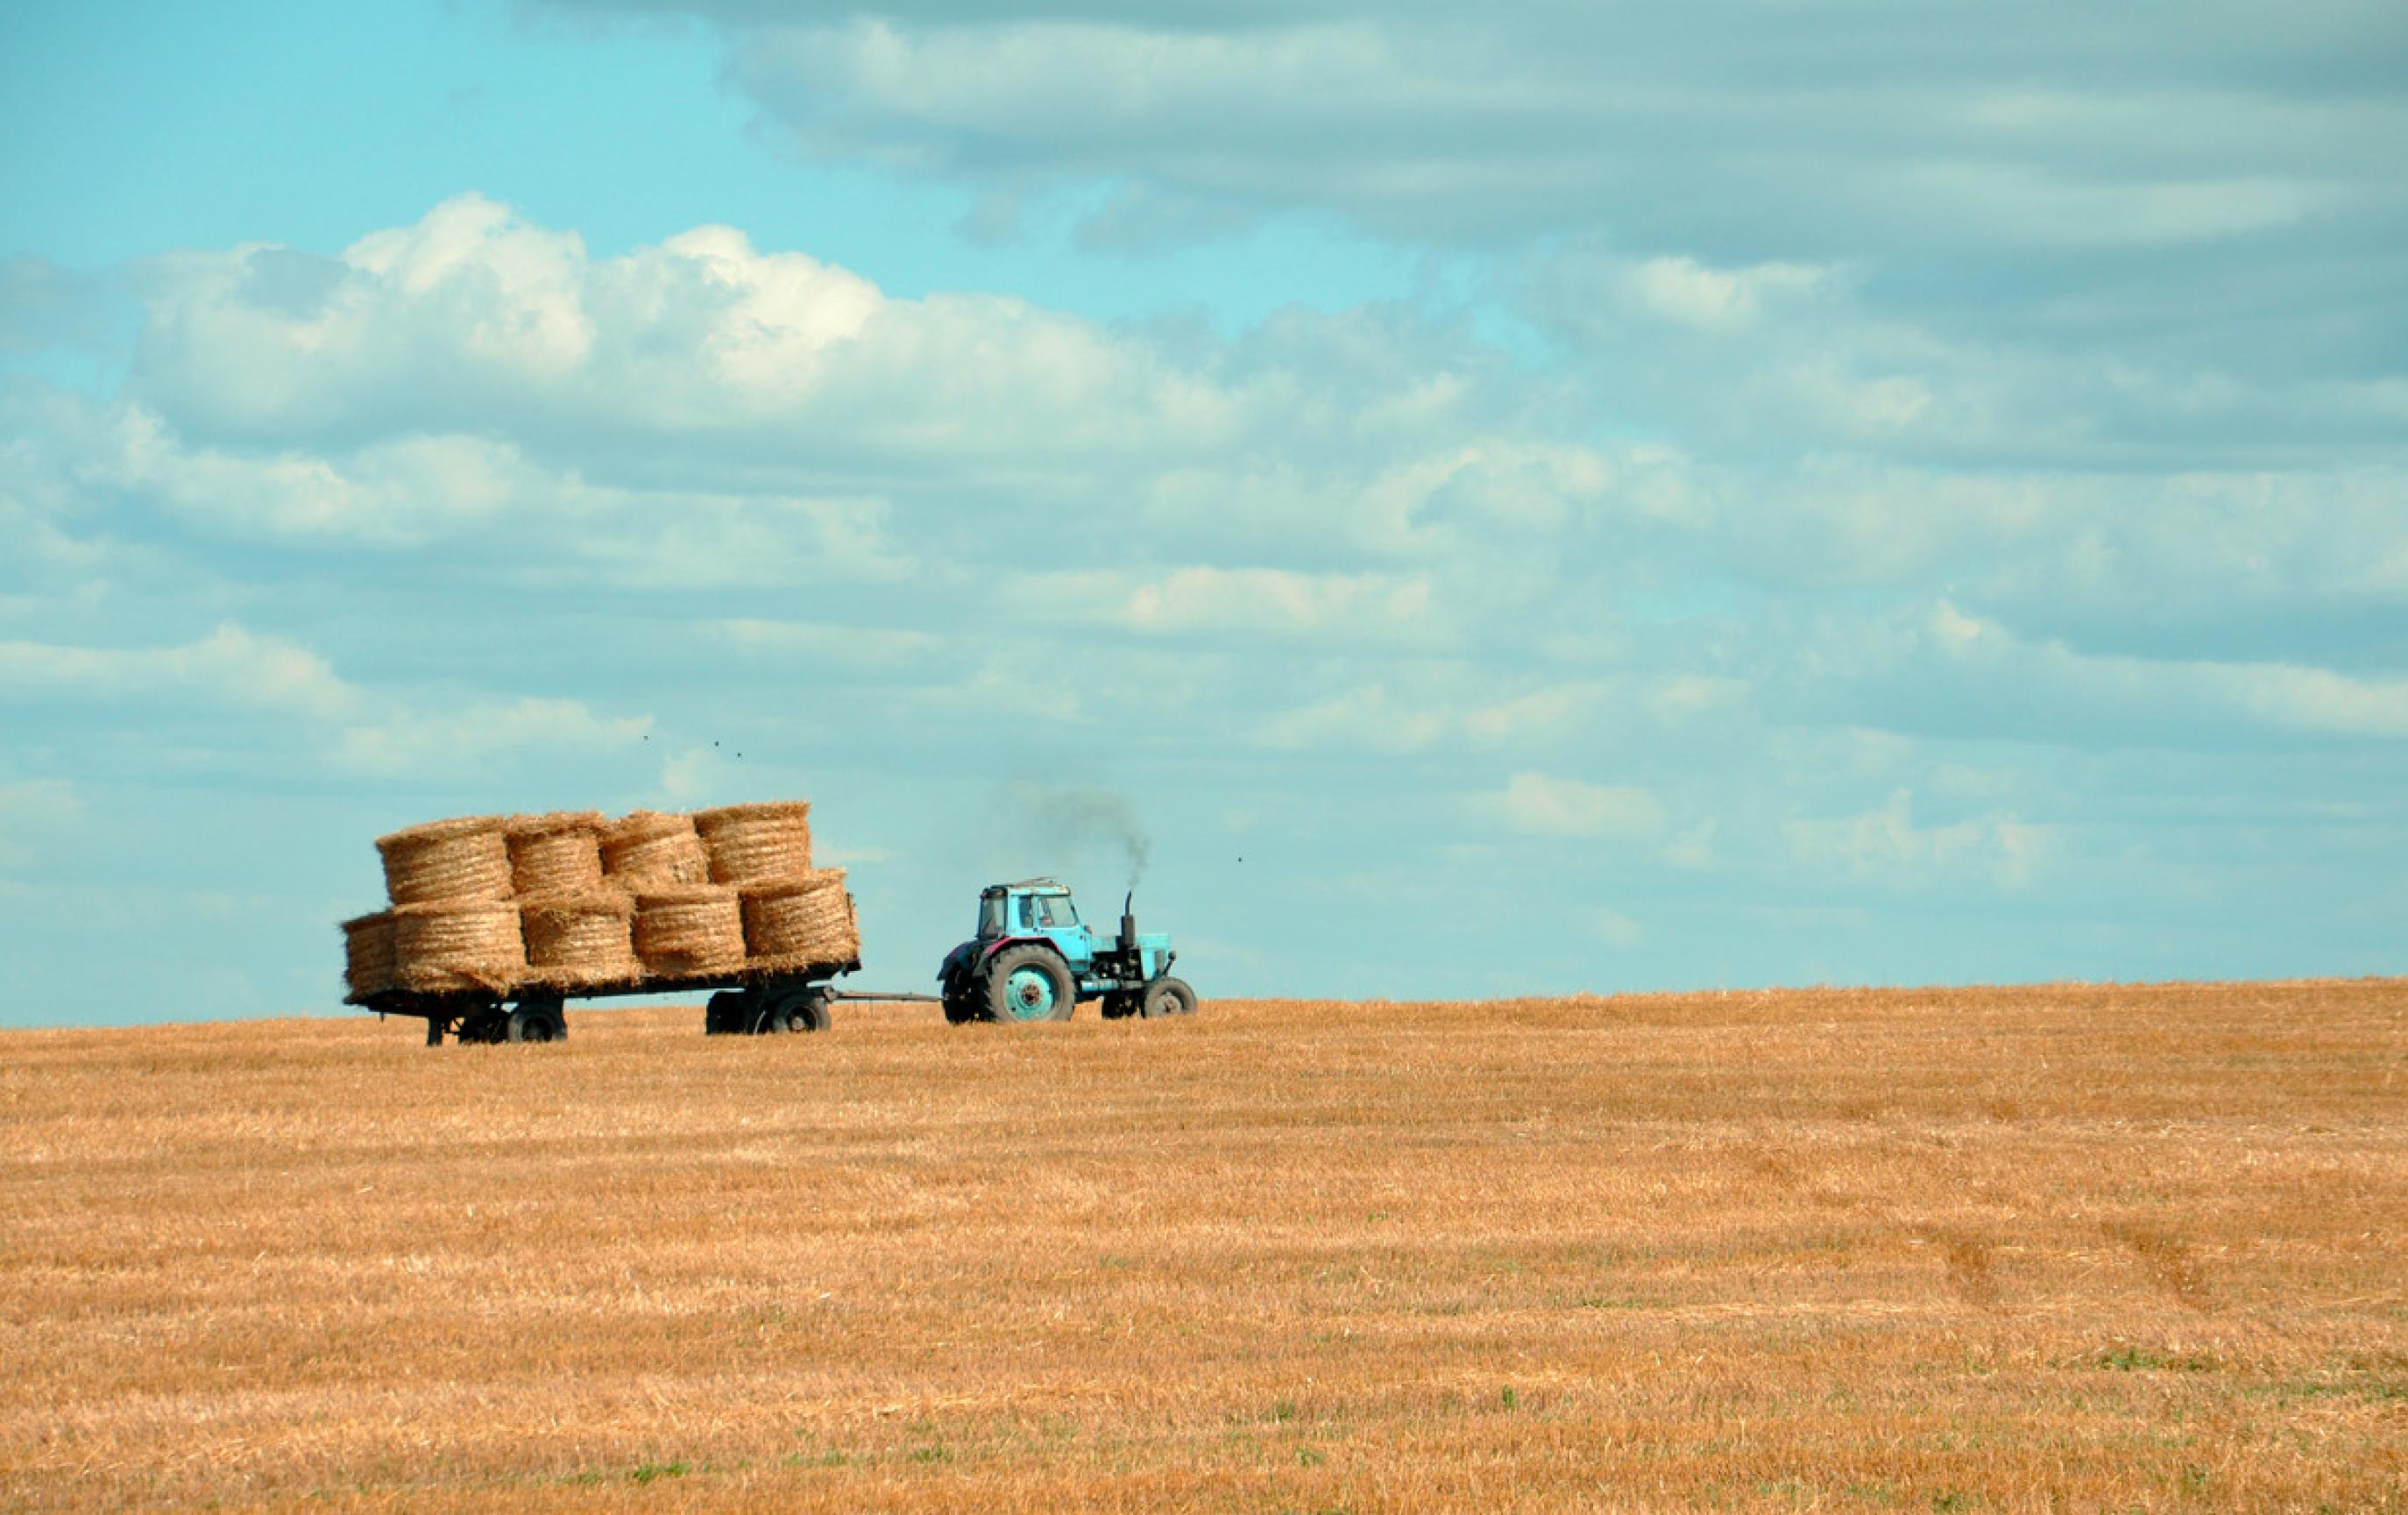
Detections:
740,869,858,969
506,811,606,897
376,816,513,906
693,801,814,884
632,885,746,977
601,811,710,887
341,911,396,999
391,901,527,995
521,890,638,990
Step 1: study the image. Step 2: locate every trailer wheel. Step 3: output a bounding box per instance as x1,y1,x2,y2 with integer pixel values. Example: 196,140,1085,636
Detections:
1140,977,1197,1019
507,998,567,1043
986,945,1075,1023
754,986,830,1034
705,990,747,1036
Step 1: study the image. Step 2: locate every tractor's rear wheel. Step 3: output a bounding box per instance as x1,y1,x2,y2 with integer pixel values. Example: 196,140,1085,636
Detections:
1140,977,1197,1019
986,945,1075,1023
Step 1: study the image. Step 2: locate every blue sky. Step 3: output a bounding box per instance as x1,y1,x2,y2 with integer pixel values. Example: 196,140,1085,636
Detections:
3,0,2404,1026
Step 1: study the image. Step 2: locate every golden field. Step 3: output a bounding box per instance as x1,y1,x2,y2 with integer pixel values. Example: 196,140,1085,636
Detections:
3,981,2403,1511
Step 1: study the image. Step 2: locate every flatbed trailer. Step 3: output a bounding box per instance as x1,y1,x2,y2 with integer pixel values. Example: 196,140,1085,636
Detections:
348,959,936,1045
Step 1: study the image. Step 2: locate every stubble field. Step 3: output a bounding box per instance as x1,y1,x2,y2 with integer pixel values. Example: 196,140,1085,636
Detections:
3,981,2404,1511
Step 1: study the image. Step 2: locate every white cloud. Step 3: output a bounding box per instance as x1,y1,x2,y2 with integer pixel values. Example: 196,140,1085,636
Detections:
132,195,1254,467
1118,566,1438,643
1259,681,1449,754
0,623,357,719
1477,771,1668,840
608,3,2408,269
332,697,653,779
1785,789,2049,889
1589,907,1647,950
1619,256,1829,331
0,778,80,868
1916,599,2408,742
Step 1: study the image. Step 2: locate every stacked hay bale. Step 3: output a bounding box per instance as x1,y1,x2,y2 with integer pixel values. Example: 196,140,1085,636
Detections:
601,811,710,887
630,884,747,976
507,811,606,896
739,870,855,971
343,798,858,1002
521,891,639,989
693,802,861,970
341,911,398,1000
356,817,527,997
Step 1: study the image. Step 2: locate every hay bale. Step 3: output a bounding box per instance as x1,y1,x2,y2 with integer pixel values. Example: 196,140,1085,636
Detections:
376,816,513,906
601,811,710,888
341,911,396,999
693,801,813,884
391,900,526,994
632,885,746,977
521,890,638,989
740,870,858,968
506,811,606,897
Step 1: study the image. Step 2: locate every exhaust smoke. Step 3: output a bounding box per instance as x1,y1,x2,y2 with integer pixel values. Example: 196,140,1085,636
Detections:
1002,782,1151,891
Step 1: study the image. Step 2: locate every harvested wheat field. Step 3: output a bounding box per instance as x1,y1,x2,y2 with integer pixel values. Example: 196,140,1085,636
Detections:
3,981,2404,1511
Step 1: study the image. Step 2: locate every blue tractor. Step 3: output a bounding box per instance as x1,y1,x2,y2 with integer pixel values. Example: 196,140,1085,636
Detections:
937,879,1196,1024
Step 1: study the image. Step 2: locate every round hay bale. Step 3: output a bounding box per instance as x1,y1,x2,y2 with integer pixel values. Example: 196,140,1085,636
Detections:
601,811,710,887
341,911,396,999
632,885,746,977
693,801,813,884
506,811,606,897
521,890,638,989
391,900,526,994
740,869,857,968
376,816,513,906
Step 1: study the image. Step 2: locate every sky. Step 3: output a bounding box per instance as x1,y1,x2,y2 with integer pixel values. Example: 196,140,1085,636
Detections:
2,0,2404,1027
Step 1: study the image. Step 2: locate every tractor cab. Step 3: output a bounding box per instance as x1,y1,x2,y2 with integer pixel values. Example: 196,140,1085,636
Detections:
939,877,1190,1024
976,880,1089,960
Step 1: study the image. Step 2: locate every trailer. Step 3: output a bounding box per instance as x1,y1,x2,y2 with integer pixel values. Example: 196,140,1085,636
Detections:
348,958,936,1045
347,875,1189,1042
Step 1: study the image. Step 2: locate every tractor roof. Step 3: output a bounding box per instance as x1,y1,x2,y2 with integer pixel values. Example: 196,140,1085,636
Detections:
985,877,1071,895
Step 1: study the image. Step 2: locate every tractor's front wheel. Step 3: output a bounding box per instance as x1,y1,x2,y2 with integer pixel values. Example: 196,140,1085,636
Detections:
1140,977,1197,1019
985,945,1075,1023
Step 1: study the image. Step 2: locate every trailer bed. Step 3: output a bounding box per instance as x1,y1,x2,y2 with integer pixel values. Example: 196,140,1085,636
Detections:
351,956,866,1044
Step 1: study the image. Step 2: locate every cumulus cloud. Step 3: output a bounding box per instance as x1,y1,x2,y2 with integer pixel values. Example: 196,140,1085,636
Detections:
548,2,2408,287
0,623,358,719
1785,789,2050,890
333,697,653,779
1808,599,2408,747
1476,772,1668,841
1116,566,1440,645
131,195,1253,466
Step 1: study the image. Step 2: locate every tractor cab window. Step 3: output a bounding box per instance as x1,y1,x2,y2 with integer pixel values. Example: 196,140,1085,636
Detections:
1034,895,1078,929
978,895,1005,937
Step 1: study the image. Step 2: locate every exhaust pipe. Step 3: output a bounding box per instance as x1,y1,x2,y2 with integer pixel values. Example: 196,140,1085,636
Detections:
1120,890,1138,957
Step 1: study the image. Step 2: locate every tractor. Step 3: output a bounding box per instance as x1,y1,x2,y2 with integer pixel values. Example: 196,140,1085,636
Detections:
938,879,1196,1024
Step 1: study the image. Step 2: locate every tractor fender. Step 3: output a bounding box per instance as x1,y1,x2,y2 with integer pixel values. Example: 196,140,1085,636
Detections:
938,940,976,984
979,934,1060,966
